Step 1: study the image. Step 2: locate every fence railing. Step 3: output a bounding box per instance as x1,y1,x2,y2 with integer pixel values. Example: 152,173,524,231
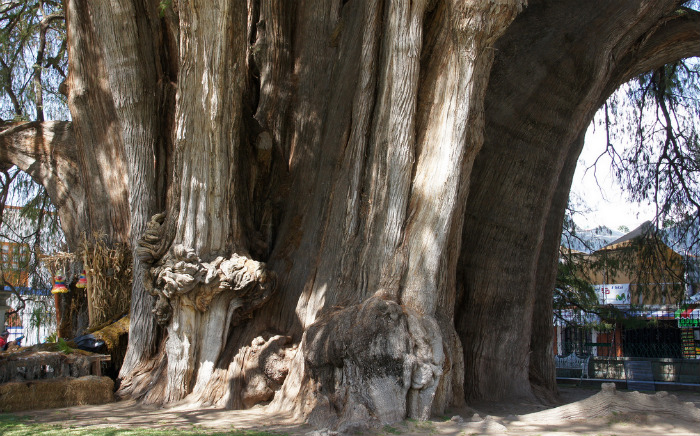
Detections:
555,354,700,384
561,341,685,359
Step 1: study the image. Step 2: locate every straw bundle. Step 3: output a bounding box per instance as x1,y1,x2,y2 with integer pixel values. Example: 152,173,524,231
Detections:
0,376,113,412
81,237,132,327
41,234,132,329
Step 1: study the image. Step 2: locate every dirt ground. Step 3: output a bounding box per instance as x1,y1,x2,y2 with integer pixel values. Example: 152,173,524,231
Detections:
16,383,700,436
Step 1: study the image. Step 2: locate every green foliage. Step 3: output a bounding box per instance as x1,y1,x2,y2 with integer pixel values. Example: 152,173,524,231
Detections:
28,304,53,344
559,204,692,320
1,169,64,256
0,1,66,308
1,169,63,338
0,413,287,436
55,337,73,354
383,425,402,434
45,331,57,343
158,1,172,18
0,0,67,121
556,212,606,318
595,57,700,251
555,260,597,310
587,320,614,332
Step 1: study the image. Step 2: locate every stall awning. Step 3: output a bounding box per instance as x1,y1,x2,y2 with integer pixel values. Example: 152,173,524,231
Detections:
675,304,700,328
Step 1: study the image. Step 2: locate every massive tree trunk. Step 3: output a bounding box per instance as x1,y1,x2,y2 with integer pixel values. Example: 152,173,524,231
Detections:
75,0,173,383
457,0,699,402
1,0,698,430
119,1,526,426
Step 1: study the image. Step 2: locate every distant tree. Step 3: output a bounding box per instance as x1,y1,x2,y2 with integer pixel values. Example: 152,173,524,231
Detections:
562,52,700,308
1,167,62,345
585,56,700,251
0,0,67,122
0,0,66,290
28,303,54,344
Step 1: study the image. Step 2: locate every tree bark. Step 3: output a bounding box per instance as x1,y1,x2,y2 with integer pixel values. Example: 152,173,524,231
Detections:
87,0,171,381
63,0,131,246
529,133,584,404
457,0,699,402
2,0,699,430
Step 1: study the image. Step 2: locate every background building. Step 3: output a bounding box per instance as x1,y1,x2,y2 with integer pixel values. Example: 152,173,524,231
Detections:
556,221,700,360
1,205,59,346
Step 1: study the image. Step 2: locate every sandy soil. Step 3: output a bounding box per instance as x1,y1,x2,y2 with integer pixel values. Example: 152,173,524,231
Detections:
16,383,700,436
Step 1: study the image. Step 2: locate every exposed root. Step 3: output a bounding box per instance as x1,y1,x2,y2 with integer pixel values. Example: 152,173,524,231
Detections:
135,212,170,264
230,334,297,409
273,296,444,432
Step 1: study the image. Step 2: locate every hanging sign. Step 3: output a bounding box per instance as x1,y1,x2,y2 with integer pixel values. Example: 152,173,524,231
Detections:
595,284,630,305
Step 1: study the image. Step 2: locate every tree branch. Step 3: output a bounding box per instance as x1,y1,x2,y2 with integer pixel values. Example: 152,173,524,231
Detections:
606,7,700,95
0,58,24,116
0,120,76,171
0,121,83,231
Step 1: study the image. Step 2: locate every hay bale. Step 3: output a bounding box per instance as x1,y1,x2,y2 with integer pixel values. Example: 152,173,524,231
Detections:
0,376,114,412
0,348,107,384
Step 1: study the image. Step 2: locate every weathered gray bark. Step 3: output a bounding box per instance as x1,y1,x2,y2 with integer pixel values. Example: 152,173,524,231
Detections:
65,0,173,378
2,0,698,430
254,1,524,426
117,0,526,426
63,0,132,246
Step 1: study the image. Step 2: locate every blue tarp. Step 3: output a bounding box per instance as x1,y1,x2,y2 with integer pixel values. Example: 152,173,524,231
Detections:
2,285,51,296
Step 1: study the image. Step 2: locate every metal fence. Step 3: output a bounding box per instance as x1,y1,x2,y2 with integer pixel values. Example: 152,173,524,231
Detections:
561,341,684,359
557,307,699,360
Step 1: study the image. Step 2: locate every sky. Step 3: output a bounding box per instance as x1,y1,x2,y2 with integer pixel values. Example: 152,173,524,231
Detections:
572,54,699,234
569,122,656,232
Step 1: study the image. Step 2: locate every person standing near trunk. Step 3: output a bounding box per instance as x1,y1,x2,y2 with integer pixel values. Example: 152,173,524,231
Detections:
0,331,9,351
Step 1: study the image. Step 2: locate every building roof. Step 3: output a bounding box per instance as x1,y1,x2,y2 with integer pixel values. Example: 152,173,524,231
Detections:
605,221,654,248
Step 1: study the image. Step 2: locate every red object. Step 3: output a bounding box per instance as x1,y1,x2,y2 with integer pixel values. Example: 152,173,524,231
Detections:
76,270,87,288
51,275,69,294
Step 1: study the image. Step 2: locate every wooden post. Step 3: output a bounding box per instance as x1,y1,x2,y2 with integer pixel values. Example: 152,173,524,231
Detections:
84,253,94,327
53,287,61,340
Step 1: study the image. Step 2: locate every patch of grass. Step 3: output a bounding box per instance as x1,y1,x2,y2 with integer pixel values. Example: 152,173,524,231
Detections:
404,419,435,434
416,421,435,430
0,414,31,425
382,424,402,434
0,413,288,436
